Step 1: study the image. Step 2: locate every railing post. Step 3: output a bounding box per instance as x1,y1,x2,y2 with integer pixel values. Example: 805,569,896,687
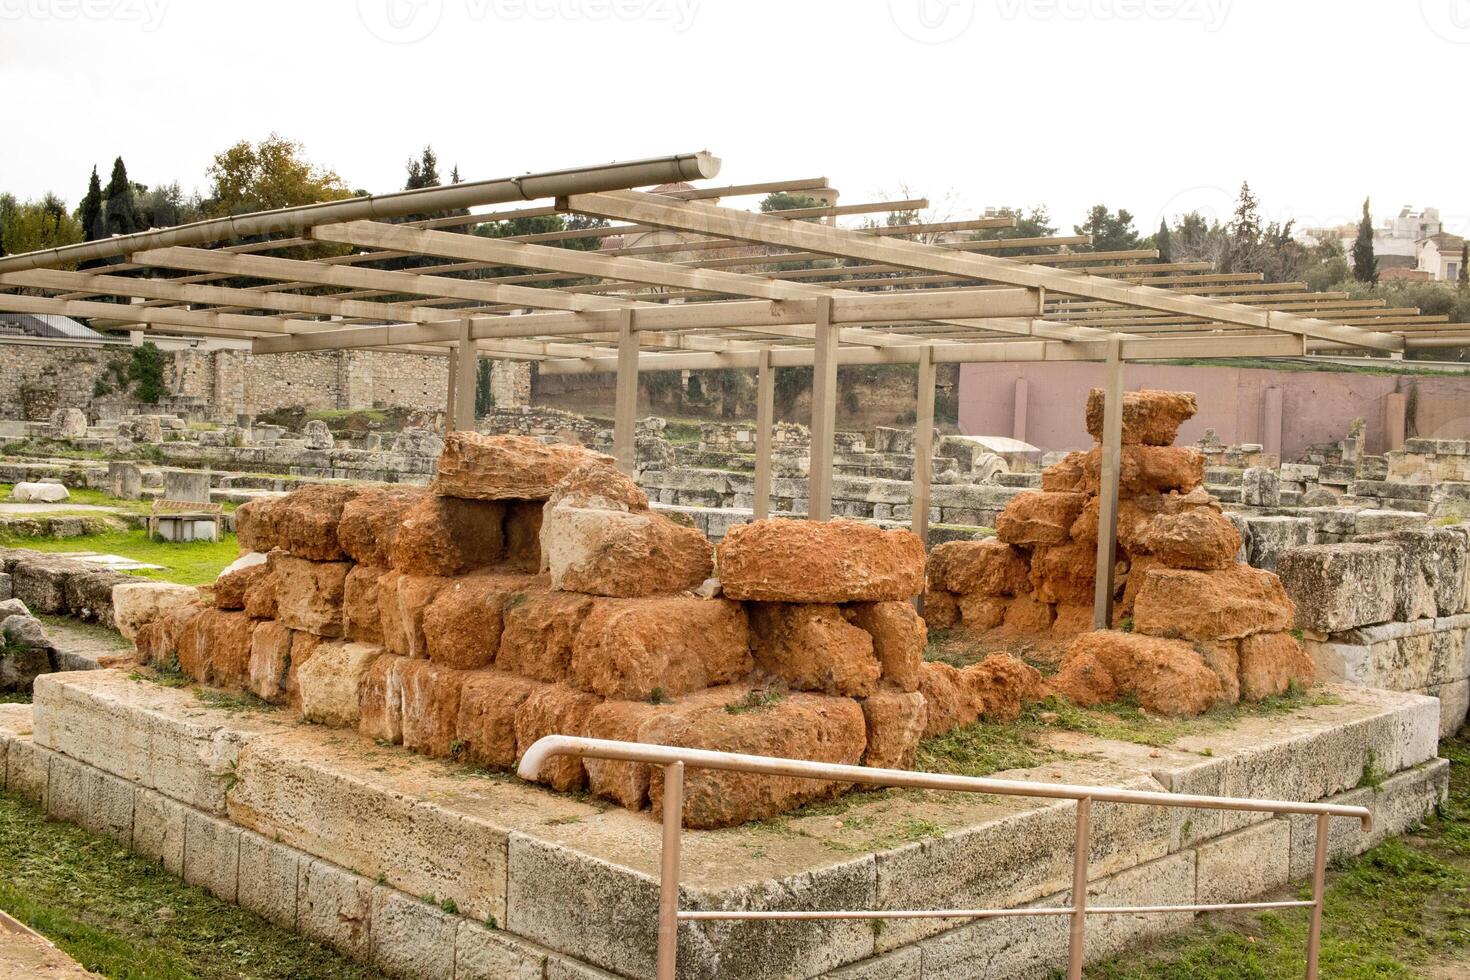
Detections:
1068,795,1091,980
657,761,685,980
1305,812,1329,980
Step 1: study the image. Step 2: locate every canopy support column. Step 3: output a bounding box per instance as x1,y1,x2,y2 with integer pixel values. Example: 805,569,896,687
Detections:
1091,340,1125,629
445,345,459,431
912,345,936,546
455,322,478,434
754,348,774,519
613,309,639,475
808,297,837,521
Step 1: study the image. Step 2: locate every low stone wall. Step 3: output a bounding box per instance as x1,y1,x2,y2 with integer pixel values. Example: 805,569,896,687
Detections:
0,549,134,627
1278,523,1470,735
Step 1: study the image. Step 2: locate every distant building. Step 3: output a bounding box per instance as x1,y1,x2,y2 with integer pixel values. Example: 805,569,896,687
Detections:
1309,206,1443,270
1416,232,1466,282
0,312,112,342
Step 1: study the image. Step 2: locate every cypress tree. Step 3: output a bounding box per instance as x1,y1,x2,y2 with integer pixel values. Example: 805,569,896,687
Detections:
405,146,440,189
102,157,141,236
1459,242,1468,291
77,166,104,241
1156,218,1172,263
1351,197,1377,284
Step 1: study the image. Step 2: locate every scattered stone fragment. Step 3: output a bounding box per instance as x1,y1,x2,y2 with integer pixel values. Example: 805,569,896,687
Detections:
296,640,382,727
916,661,977,737
717,518,925,603
1238,631,1316,700
962,653,1045,722
1137,508,1242,570
749,603,880,698
540,506,713,598
1085,388,1198,446
995,491,1087,546
1132,564,1296,641
272,555,351,638
569,596,750,700
1053,631,1221,716
844,601,925,693
860,689,926,770
432,432,615,501
336,486,426,567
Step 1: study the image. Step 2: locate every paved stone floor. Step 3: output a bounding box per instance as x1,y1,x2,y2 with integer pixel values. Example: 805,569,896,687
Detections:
0,911,97,979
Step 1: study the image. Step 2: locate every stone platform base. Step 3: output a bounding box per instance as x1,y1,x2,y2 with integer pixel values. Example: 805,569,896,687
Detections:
0,674,1448,980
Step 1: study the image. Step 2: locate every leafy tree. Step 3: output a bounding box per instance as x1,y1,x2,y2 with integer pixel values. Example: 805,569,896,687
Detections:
562,213,609,252
77,166,104,241
760,191,825,213
203,134,352,216
127,342,167,404
1351,197,1377,284
1459,242,1468,292
1073,205,1141,253
1219,181,1262,273
0,193,82,255
1154,218,1172,263
405,146,440,190
970,206,1058,256
102,157,142,236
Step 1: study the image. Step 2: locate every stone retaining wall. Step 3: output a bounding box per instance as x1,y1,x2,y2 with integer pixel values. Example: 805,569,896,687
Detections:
0,549,134,627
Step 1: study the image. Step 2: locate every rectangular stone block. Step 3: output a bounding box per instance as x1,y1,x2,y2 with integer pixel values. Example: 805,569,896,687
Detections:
1276,543,1397,632
31,670,291,814
823,947,922,979
1194,819,1290,906
183,810,241,903
1422,678,1469,738
370,887,457,980
238,830,301,931
1286,758,1449,879
298,857,374,963
456,921,548,980
132,787,186,876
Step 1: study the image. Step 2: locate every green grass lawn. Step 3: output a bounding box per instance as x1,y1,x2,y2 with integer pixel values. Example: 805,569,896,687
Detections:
0,530,238,585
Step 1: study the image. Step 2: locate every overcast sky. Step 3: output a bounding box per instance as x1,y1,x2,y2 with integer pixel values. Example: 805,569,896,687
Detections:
2,0,1465,237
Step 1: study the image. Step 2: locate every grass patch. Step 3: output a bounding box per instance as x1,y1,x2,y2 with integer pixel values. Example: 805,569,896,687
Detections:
0,530,239,585
725,685,784,714
192,687,280,714
1086,731,1470,979
0,788,382,979
0,691,32,704
915,717,1065,777
36,613,132,650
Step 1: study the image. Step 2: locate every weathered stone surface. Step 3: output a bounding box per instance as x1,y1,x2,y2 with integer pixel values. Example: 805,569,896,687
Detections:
515,684,603,791
1196,819,1291,907
916,661,977,737
1085,388,1198,446
284,632,324,710
378,571,450,658
1276,544,1398,633
1196,638,1241,705
547,462,649,512
273,555,351,638
643,685,867,828
110,580,199,643
297,859,372,962
390,495,507,577
432,432,615,501
582,698,673,809
422,573,535,670
961,654,1044,723
11,556,90,614
370,886,457,980
336,485,426,567
1241,466,1282,507
1241,515,1315,572
1040,452,1087,492
357,653,405,744
1356,528,1470,621
845,601,925,693
1028,540,1097,605
213,560,268,611
1239,631,1316,700
1051,603,1094,641
1133,565,1295,641
750,603,880,697
399,659,470,758
342,564,386,645
1138,508,1241,570
1077,446,1205,496
503,501,544,572
718,518,926,603
541,506,713,598
1052,631,1221,716
456,670,544,769
922,589,961,630
296,640,382,728
995,491,1086,546
237,831,301,931
958,594,1009,630
1004,592,1055,633
569,596,751,700
236,484,362,561
10,481,69,503
243,565,279,620
860,689,926,770
497,589,593,683
188,607,254,689
247,619,293,702
927,539,1030,597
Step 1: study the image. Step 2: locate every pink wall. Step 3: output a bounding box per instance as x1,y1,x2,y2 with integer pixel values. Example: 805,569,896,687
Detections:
958,362,1470,458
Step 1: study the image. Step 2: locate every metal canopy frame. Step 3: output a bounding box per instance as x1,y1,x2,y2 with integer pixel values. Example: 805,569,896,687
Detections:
2,149,1462,626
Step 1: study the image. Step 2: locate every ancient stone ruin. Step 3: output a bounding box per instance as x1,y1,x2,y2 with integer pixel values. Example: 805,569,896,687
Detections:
925,389,1316,716
125,433,1043,828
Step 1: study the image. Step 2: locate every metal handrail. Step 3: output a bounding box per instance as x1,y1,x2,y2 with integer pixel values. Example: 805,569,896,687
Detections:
519,736,1372,980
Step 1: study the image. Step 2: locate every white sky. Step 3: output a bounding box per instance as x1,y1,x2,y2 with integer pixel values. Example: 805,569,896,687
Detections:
2,0,1466,237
